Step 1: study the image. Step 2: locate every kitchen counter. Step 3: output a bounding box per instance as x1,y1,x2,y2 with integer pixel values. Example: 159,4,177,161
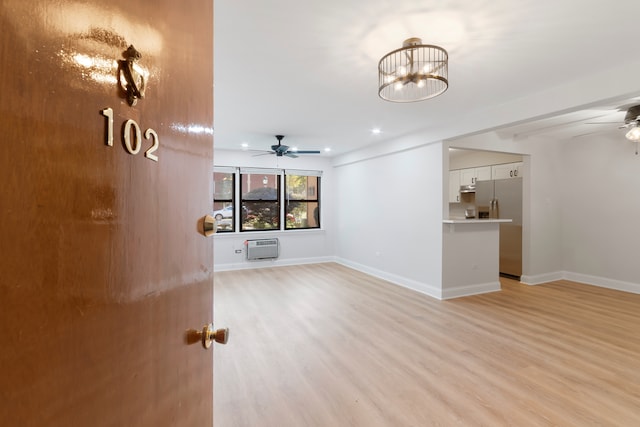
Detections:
441,218,510,299
443,218,512,224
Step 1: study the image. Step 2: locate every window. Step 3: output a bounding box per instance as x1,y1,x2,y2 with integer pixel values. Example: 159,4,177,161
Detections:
240,169,280,231
285,173,320,230
214,167,322,232
213,167,236,232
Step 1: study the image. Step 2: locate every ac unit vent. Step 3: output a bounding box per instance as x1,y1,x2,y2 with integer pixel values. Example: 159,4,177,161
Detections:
246,238,279,260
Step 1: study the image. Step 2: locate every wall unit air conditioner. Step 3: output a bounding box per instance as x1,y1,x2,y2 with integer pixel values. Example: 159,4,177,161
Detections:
246,238,279,260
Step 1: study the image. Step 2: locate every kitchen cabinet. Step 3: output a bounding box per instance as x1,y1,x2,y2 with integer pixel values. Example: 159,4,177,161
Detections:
460,166,491,185
449,170,461,203
491,162,522,180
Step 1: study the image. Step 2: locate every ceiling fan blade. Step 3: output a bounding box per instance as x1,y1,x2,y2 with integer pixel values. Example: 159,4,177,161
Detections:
267,135,321,158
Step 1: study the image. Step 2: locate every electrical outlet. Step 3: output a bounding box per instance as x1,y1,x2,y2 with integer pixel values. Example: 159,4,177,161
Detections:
234,249,242,254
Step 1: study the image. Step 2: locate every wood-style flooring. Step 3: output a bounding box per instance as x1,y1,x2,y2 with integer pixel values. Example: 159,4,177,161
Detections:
214,263,640,426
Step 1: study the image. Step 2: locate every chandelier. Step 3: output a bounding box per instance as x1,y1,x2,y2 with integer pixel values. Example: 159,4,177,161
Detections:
378,38,448,103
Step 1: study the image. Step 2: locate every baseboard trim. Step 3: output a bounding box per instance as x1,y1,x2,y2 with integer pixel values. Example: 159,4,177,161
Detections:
441,282,501,300
563,272,640,295
334,257,443,299
522,271,640,294
215,259,640,297
520,271,564,285
214,256,335,272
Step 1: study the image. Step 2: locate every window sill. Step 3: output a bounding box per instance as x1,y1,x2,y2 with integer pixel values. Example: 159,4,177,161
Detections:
213,228,326,238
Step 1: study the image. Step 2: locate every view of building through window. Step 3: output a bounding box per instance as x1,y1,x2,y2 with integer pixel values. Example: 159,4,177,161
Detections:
240,172,280,231
212,170,235,232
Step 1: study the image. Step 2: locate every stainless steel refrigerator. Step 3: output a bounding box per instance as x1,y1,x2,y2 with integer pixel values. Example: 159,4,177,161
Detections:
475,178,522,278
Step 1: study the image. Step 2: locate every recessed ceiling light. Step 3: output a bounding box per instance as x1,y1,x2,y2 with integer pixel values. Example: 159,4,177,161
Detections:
324,147,332,152
371,128,382,135
241,143,249,149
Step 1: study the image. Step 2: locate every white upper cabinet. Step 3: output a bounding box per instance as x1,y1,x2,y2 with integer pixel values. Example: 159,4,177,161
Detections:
475,166,492,182
459,169,475,186
460,166,492,185
449,170,461,203
491,162,523,180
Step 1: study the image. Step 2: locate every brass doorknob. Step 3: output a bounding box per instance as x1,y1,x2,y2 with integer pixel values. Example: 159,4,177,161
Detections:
200,323,229,349
202,214,216,237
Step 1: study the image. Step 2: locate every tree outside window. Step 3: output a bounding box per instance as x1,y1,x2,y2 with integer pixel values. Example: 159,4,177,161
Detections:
240,173,280,231
217,167,321,232
285,175,320,230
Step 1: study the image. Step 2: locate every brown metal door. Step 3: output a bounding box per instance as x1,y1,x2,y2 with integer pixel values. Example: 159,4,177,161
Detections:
0,1,215,425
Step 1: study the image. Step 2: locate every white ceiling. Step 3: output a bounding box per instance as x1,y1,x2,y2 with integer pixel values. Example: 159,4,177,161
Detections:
213,0,640,157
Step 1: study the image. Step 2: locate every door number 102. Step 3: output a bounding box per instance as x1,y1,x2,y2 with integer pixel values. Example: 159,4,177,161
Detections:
100,108,159,162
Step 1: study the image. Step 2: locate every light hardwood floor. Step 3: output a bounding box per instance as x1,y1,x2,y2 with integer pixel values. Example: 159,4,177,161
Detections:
214,263,640,426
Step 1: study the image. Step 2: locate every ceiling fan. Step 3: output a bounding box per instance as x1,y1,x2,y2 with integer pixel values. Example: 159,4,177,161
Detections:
585,104,640,128
622,105,640,154
584,104,640,154
253,135,321,158
622,105,640,129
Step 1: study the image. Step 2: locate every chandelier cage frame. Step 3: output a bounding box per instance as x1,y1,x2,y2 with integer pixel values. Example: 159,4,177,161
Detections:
378,38,449,103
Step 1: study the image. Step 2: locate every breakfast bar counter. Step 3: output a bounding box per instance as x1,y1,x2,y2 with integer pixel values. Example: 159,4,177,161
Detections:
442,218,512,224
441,218,512,299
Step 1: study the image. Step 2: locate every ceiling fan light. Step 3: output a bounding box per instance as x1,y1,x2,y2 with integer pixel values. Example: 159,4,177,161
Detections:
378,37,448,102
625,125,640,141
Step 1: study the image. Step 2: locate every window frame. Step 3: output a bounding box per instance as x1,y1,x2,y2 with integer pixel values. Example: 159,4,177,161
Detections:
239,168,282,232
213,166,323,233
212,167,237,233
284,172,321,230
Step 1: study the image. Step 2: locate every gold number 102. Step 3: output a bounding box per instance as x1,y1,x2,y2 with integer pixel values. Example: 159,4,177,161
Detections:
101,108,159,162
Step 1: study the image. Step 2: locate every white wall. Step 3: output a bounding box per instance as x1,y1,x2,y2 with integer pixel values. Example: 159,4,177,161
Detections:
333,141,444,298
213,149,335,271
449,150,523,170
560,132,640,291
